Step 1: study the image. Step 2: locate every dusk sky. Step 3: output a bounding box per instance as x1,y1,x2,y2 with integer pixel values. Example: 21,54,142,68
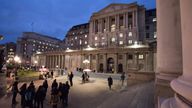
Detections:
0,0,156,44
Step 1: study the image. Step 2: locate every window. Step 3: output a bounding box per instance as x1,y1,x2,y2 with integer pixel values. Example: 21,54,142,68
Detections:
139,54,144,59
85,41,87,44
75,37,77,39
99,55,103,59
119,33,123,37
102,42,105,46
146,26,150,30
146,33,150,39
80,40,82,45
85,35,87,38
128,54,133,60
95,37,98,40
118,55,123,59
128,32,132,37
95,43,98,46
119,41,123,45
111,24,116,32
153,18,157,22
128,40,133,44
102,37,105,40
154,32,157,38
111,37,115,42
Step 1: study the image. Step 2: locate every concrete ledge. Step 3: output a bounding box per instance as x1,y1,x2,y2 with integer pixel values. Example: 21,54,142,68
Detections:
127,72,155,86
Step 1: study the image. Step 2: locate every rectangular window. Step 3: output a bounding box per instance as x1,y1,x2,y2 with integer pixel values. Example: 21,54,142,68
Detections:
128,54,133,60
139,54,144,59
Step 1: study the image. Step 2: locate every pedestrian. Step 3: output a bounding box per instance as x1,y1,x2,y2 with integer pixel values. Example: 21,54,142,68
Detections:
19,83,27,108
11,81,19,105
82,73,85,83
51,79,58,93
68,72,74,86
121,72,125,86
62,81,70,106
107,76,113,90
25,86,35,108
50,89,59,108
58,82,63,101
35,85,45,108
51,70,54,79
42,80,48,99
29,81,36,106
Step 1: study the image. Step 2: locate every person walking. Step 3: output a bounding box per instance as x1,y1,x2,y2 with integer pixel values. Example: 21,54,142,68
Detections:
25,86,35,108
51,79,58,93
63,81,70,106
35,85,45,108
107,76,113,90
51,70,54,79
121,72,125,86
50,89,59,108
42,80,48,99
82,73,85,83
68,72,74,86
12,81,19,105
19,83,27,108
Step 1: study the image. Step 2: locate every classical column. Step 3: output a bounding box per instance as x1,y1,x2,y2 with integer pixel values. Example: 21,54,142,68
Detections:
114,53,118,73
123,13,126,28
115,15,119,30
50,55,53,68
103,54,107,73
95,54,99,72
132,11,135,28
161,0,192,108
155,0,182,107
89,54,92,69
107,17,110,32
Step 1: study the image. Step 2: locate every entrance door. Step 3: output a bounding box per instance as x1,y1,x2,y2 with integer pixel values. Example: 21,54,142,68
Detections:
107,58,114,73
118,64,123,73
99,63,103,72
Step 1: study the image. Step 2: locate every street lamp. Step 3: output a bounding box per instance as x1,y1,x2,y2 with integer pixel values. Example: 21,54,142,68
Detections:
83,59,90,69
14,56,21,63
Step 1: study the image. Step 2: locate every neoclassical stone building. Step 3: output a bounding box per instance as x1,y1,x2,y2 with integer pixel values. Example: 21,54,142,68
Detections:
34,3,156,75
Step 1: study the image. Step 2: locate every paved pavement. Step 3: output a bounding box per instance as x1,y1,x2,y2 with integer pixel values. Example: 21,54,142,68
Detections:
0,73,154,108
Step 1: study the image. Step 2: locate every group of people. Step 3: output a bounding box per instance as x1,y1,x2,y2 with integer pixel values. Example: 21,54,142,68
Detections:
11,79,70,108
81,72,89,83
51,79,70,108
12,80,48,108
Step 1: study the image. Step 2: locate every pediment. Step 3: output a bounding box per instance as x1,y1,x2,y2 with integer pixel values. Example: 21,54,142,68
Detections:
96,3,137,14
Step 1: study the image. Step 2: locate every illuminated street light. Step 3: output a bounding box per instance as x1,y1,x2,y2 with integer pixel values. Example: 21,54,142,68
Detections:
14,56,21,63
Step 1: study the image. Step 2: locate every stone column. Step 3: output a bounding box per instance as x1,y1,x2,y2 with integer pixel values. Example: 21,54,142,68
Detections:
132,11,135,28
50,55,53,68
107,17,110,32
161,0,192,108
155,0,182,107
123,13,126,28
95,54,99,72
114,53,118,73
103,54,107,73
115,15,119,30
89,54,92,69
126,13,128,28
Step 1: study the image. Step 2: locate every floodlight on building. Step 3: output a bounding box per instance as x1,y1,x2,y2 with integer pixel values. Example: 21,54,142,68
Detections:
56,65,59,68
83,59,90,64
36,51,41,54
126,41,149,49
34,60,38,64
66,47,73,52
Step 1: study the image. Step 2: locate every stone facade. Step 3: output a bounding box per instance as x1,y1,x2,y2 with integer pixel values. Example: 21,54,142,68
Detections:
63,23,89,50
16,32,62,65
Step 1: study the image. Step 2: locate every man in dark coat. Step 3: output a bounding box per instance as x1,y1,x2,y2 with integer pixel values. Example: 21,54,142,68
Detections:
107,76,113,90
68,72,74,86
19,83,27,108
12,81,19,105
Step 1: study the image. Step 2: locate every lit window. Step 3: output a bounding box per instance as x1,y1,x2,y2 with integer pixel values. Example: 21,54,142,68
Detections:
85,41,87,44
25,44,27,46
95,43,97,46
95,37,98,40
119,33,123,37
154,32,157,38
80,40,82,45
73,32,75,35
10,49,13,51
153,18,157,22
128,40,133,44
102,37,105,40
119,41,123,45
111,24,116,32
102,43,105,46
33,44,35,46
128,32,132,37
111,37,115,42
85,35,87,38
75,37,77,39
139,54,144,59
71,43,73,46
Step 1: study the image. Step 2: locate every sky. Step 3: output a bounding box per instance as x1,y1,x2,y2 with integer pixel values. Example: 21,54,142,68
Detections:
0,0,156,44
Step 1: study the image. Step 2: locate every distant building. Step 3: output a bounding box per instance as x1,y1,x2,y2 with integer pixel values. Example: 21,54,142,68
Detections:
16,32,62,65
4,42,17,63
145,9,156,43
63,23,89,50
35,3,156,75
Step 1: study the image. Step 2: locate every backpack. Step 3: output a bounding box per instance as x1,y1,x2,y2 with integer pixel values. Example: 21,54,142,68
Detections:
25,91,32,101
